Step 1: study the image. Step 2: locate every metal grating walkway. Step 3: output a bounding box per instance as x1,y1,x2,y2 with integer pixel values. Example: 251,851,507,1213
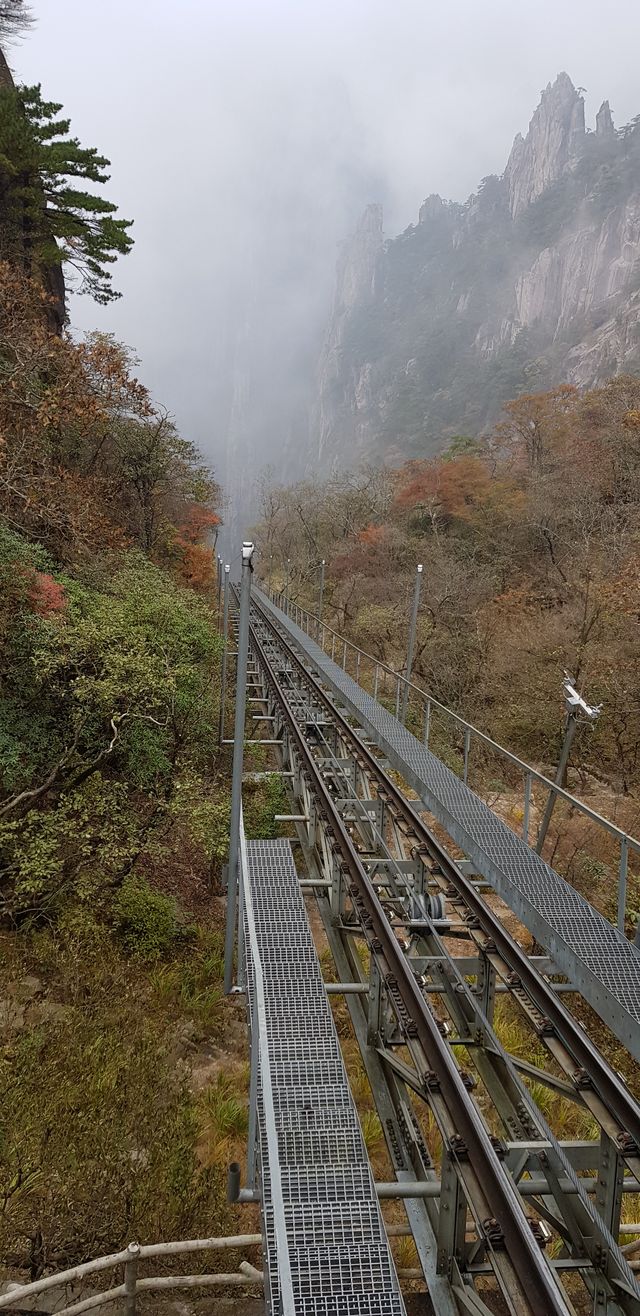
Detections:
243,837,406,1316
256,590,640,1061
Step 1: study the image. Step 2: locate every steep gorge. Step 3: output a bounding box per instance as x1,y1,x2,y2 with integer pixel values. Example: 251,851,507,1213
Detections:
312,73,640,468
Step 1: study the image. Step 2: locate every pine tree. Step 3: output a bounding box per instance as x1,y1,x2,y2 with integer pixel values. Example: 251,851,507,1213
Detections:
0,1,32,42
0,82,133,304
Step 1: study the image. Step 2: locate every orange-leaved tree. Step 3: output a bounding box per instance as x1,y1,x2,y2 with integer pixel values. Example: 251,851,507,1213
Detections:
0,264,221,565
173,504,221,592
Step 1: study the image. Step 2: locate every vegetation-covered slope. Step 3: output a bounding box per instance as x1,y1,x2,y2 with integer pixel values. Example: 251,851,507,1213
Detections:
256,378,640,804
0,33,245,1275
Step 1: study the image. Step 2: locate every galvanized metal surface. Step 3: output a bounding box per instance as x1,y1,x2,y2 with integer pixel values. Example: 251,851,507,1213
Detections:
224,546,254,994
269,591,640,862
256,590,640,1062
246,611,581,1316
243,837,406,1315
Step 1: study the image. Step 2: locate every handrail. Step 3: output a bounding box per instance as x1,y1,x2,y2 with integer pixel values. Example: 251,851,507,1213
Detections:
261,584,640,933
2,819,295,1316
239,816,296,1313
0,1234,263,1316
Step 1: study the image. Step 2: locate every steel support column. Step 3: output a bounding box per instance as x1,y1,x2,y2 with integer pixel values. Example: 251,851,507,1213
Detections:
224,543,254,994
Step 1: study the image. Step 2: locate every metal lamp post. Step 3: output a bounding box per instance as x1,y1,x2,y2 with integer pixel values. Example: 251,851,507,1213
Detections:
218,564,230,744
318,560,325,637
401,564,423,725
284,558,291,614
224,541,254,993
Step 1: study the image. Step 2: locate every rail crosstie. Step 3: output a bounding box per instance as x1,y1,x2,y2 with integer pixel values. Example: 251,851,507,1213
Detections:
255,587,640,1061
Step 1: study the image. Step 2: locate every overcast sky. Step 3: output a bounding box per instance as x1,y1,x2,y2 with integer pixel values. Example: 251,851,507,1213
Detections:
11,0,640,500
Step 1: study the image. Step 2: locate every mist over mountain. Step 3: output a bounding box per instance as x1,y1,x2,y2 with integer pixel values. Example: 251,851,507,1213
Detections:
12,5,640,554
312,74,640,470
220,72,640,539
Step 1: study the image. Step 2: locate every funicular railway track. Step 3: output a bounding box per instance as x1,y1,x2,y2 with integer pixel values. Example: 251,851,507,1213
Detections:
241,586,640,1316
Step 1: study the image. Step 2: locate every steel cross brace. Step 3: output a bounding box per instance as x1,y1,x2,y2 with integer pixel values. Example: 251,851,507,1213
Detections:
246,613,640,1315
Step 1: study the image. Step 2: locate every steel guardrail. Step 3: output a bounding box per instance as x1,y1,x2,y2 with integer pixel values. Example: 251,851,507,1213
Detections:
264,585,640,934
247,606,574,1316
256,587,640,1061
251,591,640,1159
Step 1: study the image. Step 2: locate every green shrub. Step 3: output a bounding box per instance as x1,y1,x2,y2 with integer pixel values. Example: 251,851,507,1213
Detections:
0,540,222,921
244,773,289,839
114,876,181,959
0,776,139,918
0,932,231,1264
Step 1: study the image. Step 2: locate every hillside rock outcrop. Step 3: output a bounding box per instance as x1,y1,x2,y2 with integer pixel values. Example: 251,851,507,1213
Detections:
312,74,640,469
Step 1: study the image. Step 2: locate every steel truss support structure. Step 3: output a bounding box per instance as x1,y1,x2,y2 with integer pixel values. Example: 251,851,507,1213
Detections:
239,592,640,1316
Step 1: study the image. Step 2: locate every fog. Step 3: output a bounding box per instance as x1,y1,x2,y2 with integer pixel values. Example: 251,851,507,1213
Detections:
11,0,640,540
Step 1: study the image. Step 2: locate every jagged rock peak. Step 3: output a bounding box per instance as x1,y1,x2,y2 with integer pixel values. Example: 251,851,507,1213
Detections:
351,202,383,236
334,203,383,312
419,193,445,224
596,99,615,138
505,72,585,218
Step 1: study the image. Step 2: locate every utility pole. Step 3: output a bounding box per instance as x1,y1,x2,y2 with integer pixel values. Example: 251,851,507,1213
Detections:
535,674,601,854
224,542,254,994
401,564,423,725
218,564,230,744
284,558,291,614
318,559,325,634
217,555,223,619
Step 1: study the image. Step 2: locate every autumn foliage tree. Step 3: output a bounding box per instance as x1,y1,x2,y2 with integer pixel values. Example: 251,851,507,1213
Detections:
254,376,640,795
0,262,223,922
0,263,220,569
174,505,221,590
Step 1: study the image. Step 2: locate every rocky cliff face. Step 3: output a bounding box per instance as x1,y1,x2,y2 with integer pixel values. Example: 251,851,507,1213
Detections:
316,204,383,463
313,74,640,468
505,72,585,218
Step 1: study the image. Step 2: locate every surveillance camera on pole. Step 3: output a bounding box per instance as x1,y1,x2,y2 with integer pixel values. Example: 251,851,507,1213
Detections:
562,672,602,722
536,674,602,854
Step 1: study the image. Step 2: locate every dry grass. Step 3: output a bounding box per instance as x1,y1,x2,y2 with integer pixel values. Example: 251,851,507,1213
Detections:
197,1069,249,1168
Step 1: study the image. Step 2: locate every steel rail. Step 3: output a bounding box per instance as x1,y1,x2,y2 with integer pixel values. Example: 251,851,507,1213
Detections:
251,592,640,1161
265,587,640,859
247,606,573,1316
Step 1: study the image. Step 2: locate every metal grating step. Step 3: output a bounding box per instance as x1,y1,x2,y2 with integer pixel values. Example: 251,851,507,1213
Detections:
268,1036,345,1063
287,1246,397,1299
277,1127,367,1167
269,1084,358,1114
257,590,640,1061
295,1298,406,1316
243,837,406,1314
278,1166,375,1204
265,1201,386,1249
